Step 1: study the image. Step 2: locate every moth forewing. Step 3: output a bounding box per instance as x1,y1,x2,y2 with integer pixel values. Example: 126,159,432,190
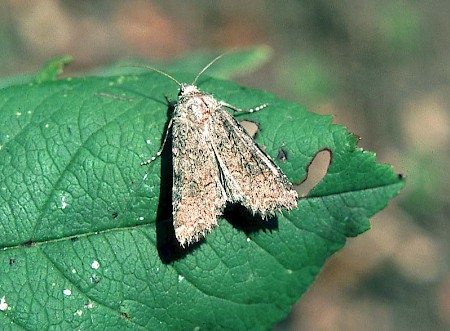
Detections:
210,107,298,217
171,93,227,246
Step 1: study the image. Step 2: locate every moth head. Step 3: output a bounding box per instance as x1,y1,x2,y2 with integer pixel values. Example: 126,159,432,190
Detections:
179,84,200,97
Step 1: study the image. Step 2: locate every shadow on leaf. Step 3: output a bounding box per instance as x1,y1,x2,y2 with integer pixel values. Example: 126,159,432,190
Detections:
224,204,279,236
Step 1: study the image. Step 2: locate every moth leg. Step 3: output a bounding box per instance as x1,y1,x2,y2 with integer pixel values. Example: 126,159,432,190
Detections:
220,101,268,114
140,117,173,166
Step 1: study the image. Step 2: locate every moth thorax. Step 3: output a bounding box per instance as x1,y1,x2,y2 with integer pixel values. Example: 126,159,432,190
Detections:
190,102,211,124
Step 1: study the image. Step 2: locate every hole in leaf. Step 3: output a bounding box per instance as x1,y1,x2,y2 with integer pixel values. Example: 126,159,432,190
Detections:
297,149,332,197
277,148,289,162
240,120,258,138
119,312,130,320
20,240,34,247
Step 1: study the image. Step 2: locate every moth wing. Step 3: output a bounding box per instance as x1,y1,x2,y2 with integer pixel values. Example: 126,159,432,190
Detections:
171,114,227,246
210,108,298,217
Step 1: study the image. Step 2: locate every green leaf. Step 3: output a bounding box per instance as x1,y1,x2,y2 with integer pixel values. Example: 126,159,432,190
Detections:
377,3,424,58
0,62,404,330
87,45,272,79
277,52,336,103
34,55,73,83
0,73,36,90
0,55,72,90
163,45,273,78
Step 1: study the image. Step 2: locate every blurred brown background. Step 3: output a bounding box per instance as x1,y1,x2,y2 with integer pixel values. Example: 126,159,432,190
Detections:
1,1,449,330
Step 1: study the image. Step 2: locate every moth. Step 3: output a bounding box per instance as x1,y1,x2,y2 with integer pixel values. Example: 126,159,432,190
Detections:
140,55,298,246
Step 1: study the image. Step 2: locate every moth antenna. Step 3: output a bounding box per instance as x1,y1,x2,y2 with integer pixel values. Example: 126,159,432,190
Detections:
192,52,228,85
129,65,182,87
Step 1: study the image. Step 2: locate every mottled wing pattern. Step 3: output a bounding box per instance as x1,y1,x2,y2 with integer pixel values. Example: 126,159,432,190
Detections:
171,107,227,246
210,107,298,217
